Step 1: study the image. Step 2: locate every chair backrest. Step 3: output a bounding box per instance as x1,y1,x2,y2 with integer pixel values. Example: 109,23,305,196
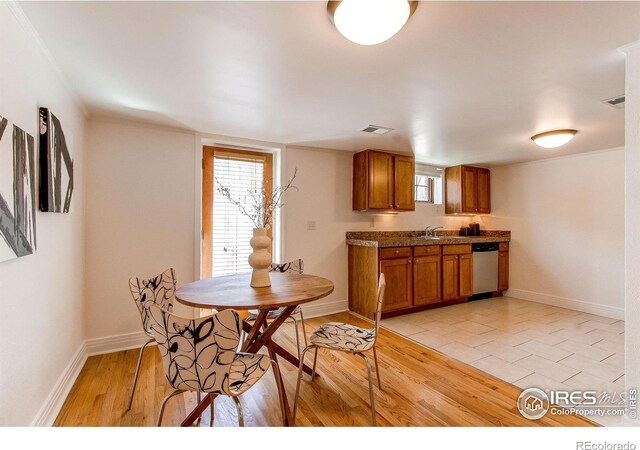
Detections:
373,273,386,340
128,268,176,334
148,305,241,395
269,259,304,274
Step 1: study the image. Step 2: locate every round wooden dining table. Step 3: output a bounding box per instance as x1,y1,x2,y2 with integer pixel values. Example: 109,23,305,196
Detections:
175,272,334,426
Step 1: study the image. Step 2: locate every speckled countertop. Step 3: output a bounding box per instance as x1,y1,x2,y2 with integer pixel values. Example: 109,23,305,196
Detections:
346,230,511,248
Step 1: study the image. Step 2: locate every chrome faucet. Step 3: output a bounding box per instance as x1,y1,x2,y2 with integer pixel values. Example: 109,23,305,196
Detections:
424,226,443,237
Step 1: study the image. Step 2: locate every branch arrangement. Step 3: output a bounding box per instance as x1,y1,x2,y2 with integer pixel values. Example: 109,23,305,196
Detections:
215,168,298,230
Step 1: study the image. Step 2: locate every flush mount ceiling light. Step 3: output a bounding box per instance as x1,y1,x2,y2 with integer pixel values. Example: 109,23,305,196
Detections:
531,129,578,148
327,0,418,46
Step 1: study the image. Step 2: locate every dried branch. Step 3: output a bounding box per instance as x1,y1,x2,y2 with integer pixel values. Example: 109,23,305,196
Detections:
215,168,298,229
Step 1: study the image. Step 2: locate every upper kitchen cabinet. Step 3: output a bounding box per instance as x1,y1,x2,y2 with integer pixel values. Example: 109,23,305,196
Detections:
444,165,491,214
353,150,415,211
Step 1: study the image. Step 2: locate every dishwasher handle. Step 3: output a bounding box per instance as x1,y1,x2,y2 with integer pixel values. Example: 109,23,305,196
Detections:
472,242,499,252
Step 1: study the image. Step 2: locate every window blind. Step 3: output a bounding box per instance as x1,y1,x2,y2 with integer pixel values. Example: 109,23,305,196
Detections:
212,154,265,277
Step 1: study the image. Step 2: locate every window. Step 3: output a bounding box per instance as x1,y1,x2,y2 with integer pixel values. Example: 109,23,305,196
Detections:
415,165,443,204
202,147,273,278
415,174,435,203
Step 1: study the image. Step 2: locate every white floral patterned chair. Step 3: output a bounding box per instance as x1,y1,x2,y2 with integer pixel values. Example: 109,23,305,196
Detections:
244,259,308,357
148,305,281,426
294,273,386,426
127,268,178,411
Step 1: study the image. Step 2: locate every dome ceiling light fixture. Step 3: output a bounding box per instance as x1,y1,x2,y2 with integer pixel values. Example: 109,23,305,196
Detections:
327,0,418,46
531,129,578,148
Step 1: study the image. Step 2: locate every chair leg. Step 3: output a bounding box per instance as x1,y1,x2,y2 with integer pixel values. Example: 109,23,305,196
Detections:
239,329,246,349
297,309,309,348
311,346,319,380
232,396,244,427
290,316,302,360
209,394,216,427
372,346,382,390
127,338,154,410
270,359,287,426
195,391,202,426
293,346,312,421
356,353,377,427
156,390,184,427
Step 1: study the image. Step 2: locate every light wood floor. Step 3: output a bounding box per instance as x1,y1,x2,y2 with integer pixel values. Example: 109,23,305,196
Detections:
55,312,596,427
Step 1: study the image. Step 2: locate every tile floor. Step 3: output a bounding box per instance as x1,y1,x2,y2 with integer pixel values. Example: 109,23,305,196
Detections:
380,297,626,426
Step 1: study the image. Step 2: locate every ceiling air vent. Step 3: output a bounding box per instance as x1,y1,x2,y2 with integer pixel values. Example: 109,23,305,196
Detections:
360,125,393,135
602,94,625,109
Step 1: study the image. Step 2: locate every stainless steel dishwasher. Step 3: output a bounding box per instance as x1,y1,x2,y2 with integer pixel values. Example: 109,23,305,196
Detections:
472,242,499,299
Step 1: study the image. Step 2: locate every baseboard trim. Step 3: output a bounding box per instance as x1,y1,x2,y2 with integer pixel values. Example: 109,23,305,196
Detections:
84,331,153,357
30,331,154,426
300,299,348,319
506,289,624,320
30,342,87,427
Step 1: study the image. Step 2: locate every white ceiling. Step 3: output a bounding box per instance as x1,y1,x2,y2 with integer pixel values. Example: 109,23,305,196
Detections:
19,1,640,166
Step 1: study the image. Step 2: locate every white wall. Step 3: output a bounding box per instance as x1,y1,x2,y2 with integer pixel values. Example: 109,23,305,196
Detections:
622,42,640,414
84,137,625,339
483,148,625,318
84,119,196,339
0,3,86,425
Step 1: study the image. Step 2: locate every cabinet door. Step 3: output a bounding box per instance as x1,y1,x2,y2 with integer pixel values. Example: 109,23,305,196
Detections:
394,156,415,211
461,166,478,213
368,152,394,209
459,253,474,298
380,258,413,312
413,255,441,305
442,255,459,301
498,251,509,292
477,168,491,213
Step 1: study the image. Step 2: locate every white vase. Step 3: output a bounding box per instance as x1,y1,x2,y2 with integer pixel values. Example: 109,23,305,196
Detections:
248,227,272,287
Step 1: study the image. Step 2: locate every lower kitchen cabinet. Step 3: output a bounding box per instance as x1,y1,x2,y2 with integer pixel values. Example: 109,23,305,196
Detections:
413,255,441,305
348,241,507,319
442,247,473,300
442,255,459,301
459,253,474,297
379,257,413,313
498,250,509,292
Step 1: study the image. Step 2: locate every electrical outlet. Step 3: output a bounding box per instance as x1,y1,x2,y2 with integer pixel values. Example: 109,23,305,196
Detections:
307,221,316,231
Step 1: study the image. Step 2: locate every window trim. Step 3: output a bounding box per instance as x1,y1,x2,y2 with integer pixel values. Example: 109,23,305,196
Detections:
201,146,273,278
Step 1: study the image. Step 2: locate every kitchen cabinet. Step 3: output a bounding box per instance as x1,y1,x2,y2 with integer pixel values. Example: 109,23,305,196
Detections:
379,256,413,313
441,245,473,301
444,165,491,214
442,255,459,301
414,253,442,306
348,240,500,319
498,243,509,292
353,150,415,211
394,155,416,210
459,253,474,297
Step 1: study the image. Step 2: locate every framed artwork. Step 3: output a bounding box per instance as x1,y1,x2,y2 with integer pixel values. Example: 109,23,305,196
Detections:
0,114,37,263
39,107,73,213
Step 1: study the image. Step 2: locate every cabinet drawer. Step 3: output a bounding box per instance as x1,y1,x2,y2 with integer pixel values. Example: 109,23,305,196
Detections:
443,244,472,255
414,245,441,257
380,247,412,260
499,242,509,252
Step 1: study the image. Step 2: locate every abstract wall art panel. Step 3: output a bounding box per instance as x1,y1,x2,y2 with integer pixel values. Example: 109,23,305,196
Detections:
39,107,73,213
0,114,37,263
